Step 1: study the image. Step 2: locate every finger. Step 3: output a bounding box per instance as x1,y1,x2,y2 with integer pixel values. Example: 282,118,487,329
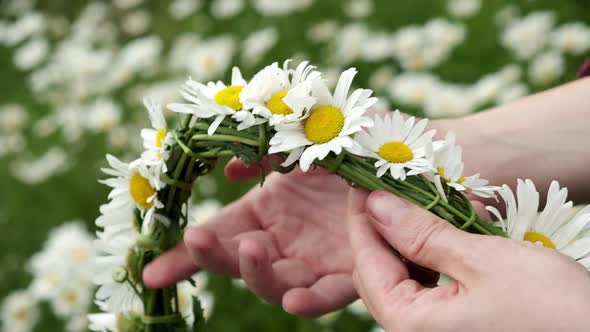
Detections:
347,188,370,215
238,239,317,304
347,210,413,312
472,200,491,220
224,155,284,181
282,273,357,318
366,191,486,281
184,227,240,276
143,242,199,288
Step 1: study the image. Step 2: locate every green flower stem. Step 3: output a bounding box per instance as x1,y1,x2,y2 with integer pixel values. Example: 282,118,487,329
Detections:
192,122,258,140
318,153,507,237
190,134,259,146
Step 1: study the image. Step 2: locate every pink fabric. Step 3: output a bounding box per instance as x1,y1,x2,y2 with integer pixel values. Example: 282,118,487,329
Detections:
577,58,590,79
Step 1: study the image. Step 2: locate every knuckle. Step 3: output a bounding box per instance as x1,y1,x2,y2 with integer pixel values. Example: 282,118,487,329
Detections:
405,218,449,261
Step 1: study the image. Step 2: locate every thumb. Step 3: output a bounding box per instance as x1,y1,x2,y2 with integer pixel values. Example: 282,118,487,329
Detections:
366,191,486,282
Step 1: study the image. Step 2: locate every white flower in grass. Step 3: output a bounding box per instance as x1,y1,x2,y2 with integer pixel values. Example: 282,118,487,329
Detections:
501,11,555,60
351,111,435,180
0,290,39,332
550,22,590,55
100,154,164,233
93,236,143,314
487,180,590,270
240,60,320,127
168,67,261,134
51,283,93,318
134,98,173,173
448,0,481,18
27,222,94,301
428,132,497,202
529,51,564,86
269,68,376,171
188,199,222,227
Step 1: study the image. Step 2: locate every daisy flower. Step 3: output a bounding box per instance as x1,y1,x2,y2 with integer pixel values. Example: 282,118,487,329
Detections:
168,67,261,134
95,202,139,242
269,68,376,171
487,179,590,269
93,236,144,314
351,110,435,180
428,131,497,201
135,98,173,173
99,154,164,233
0,290,40,332
88,302,143,332
51,283,93,318
240,60,320,127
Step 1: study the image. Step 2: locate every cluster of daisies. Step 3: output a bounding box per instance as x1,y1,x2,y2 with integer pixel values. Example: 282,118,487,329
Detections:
169,60,497,199
91,98,213,331
1,222,94,332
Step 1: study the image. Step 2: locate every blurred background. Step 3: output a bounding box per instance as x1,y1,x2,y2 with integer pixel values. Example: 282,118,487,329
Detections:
1,0,589,331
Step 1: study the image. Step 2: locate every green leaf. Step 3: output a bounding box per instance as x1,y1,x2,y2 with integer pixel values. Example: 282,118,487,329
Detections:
192,296,205,331
270,160,296,174
224,142,259,167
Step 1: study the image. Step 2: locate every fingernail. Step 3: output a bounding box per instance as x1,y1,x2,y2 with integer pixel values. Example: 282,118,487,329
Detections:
243,256,258,272
367,191,410,226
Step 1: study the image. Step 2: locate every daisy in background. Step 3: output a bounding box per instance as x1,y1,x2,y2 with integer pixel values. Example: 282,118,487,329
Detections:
240,60,320,127
0,290,40,332
487,179,590,270
269,68,377,171
168,67,261,134
427,131,497,201
350,110,435,180
100,154,165,233
134,97,173,174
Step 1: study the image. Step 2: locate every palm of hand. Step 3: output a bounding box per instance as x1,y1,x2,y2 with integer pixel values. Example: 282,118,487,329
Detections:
145,164,356,317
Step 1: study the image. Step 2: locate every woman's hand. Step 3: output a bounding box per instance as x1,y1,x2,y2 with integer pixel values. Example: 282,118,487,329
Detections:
348,189,590,332
143,158,356,317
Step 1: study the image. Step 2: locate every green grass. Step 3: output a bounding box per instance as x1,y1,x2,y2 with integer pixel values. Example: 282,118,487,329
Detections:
1,0,589,331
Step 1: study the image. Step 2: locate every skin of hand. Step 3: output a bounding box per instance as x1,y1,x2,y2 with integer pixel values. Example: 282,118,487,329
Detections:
348,188,590,332
439,77,590,204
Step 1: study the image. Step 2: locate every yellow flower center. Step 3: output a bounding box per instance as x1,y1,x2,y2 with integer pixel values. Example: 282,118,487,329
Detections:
266,90,293,115
523,231,556,250
304,106,345,144
129,172,156,209
65,291,79,304
155,128,167,148
378,141,414,163
15,309,29,321
213,86,244,110
437,167,466,183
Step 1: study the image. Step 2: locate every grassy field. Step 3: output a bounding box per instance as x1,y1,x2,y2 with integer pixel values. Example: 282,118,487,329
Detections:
1,0,589,331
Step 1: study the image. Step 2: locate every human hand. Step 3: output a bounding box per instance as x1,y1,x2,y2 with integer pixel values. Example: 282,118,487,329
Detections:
348,189,590,332
143,158,356,317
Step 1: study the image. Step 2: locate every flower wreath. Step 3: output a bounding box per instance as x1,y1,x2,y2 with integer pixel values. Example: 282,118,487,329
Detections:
90,60,590,332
